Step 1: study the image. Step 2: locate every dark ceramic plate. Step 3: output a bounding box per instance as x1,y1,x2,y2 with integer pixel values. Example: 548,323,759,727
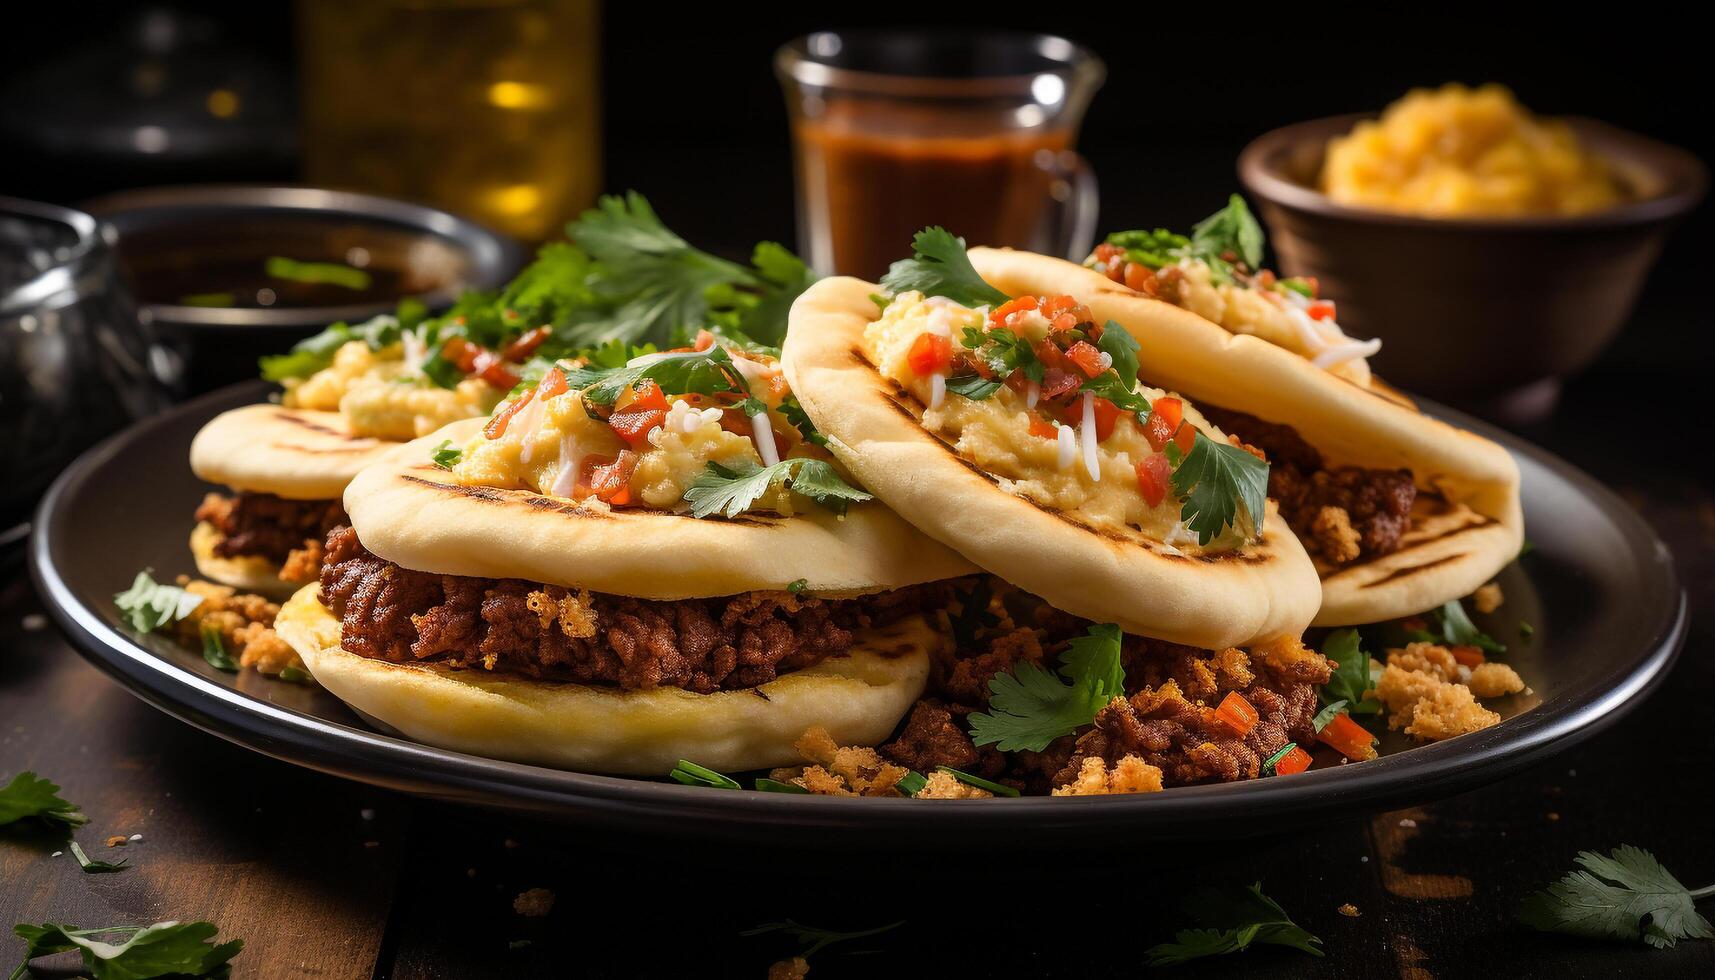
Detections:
29,382,1686,845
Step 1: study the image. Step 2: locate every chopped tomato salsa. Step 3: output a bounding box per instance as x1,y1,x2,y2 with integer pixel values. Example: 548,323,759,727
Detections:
1135,453,1171,507
607,381,670,448
576,452,637,505
1214,691,1260,737
1306,300,1336,321
1028,417,1059,440
483,387,535,440
907,332,954,376
1064,341,1105,379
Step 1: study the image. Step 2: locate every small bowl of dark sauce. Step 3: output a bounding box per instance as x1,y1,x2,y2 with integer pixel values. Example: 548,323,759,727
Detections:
86,185,525,393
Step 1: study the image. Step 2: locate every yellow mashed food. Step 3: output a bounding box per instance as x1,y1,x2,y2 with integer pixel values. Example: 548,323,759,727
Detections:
1164,260,1372,385
1322,83,1624,217
868,292,1246,554
454,351,813,514
282,340,503,440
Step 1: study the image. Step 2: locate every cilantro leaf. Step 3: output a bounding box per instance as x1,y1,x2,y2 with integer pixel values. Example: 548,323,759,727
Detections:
1438,598,1507,656
1075,370,1151,413
1147,882,1323,967
968,623,1125,752
880,227,1009,308
1190,194,1265,272
113,572,202,634
0,772,87,831
668,760,740,790
1319,629,1381,716
777,395,828,447
11,920,242,979
683,459,872,519
258,308,405,382
736,242,819,346
741,920,904,959
68,840,128,874
430,440,463,470
1095,321,1140,390
199,624,238,673
1518,845,1715,948
579,346,746,407
958,326,1042,384
944,375,1003,400
1170,432,1269,545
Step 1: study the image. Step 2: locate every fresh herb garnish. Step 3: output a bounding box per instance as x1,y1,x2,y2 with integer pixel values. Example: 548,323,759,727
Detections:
777,395,828,447
578,346,747,407
880,227,1009,308
1520,621,1535,638
10,920,242,979
1437,598,1506,656
265,256,371,291
935,767,1020,798
753,778,810,794
258,303,418,381
1100,194,1266,287
1169,432,1269,545
68,840,128,874
1278,277,1316,298
944,374,1004,400
958,326,1043,384
1261,743,1299,776
968,623,1125,752
0,772,87,831
1518,845,1714,948
278,666,313,684
113,572,202,634
683,458,871,519
895,771,928,797
1319,629,1381,716
1145,882,1323,967
430,439,463,470
1311,700,1348,732
1074,370,1151,413
741,919,904,959
199,624,238,673
1095,320,1141,390
668,760,740,790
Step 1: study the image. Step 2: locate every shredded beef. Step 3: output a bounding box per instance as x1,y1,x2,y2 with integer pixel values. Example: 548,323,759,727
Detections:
197,492,347,564
318,526,931,693
1199,406,1416,562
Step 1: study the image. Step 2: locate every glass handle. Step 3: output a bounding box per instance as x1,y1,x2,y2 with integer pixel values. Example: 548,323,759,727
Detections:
1037,150,1100,262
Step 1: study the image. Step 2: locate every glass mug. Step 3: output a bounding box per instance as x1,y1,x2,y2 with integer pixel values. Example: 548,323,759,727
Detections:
777,32,1105,281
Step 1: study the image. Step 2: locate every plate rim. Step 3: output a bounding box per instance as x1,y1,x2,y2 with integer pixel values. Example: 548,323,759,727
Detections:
26,382,1689,836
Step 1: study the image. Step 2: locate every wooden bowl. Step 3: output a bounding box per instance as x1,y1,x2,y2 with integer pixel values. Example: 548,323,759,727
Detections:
1239,114,1706,410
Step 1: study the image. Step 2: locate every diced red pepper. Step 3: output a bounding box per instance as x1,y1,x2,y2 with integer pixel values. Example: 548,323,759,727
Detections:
1174,423,1197,456
1273,745,1313,776
1450,645,1486,667
1038,368,1080,401
1143,397,1183,451
442,337,479,372
990,295,1038,325
575,451,637,505
1051,312,1080,332
1092,244,1124,265
907,332,954,376
1028,417,1059,440
500,326,552,362
1136,453,1171,507
607,381,670,448
1316,712,1378,762
1033,341,1067,374
1214,691,1259,737
1089,396,1121,441
536,366,568,401
1064,341,1106,379
471,351,520,390
693,329,716,351
483,387,535,440
1123,262,1157,295
1306,300,1336,321
1039,294,1075,318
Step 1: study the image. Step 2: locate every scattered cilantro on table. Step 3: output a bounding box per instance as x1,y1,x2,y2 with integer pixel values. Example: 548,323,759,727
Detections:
1319,629,1381,717
0,772,87,831
741,919,904,958
879,227,1009,308
68,840,127,874
668,760,740,790
199,625,239,673
683,459,871,519
1518,845,1715,948
967,623,1125,752
112,572,202,634
1436,598,1507,656
10,920,242,979
1145,882,1322,967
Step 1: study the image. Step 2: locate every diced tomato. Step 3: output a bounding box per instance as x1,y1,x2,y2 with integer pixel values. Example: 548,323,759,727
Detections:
500,326,552,362
1123,262,1157,296
536,367,568,400
1254,269,1276,289
1316,712,1378,762
1306,300,1336,321
693,329,716,351
1051,312,1080,332
990,295,1038,325
1450,645,1486,667
575,451,637,505
1004,371,1033,395
719,409,751,436
442,337,479,373
1039,294,1075,318
907,332,954,376
1273,745,1313,776
1064,341,1106,378
607,382,670,448
1089,396,1122,441
469,349,520,390
1214,691,1259,737
1136,453,1171,507
1038,368,1080,400
1033,341,1066,374
767,374,789,398
1143,397,1183,451
1092,243,1123,265
1028,417,1059,440
1174,422,1197,456
483,387,536,440
1302,275,1321,299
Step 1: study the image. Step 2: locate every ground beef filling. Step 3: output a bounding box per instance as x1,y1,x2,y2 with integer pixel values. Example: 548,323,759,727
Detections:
318,525,935,693
1200,406,1416,565
197,492,348,569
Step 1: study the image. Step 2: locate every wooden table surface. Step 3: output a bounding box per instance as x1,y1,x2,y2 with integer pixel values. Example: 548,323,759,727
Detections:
3,359,1711,979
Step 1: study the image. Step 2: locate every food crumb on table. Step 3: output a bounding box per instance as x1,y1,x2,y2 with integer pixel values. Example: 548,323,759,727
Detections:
104,835,127,847
513,887,555,917
768,956,810,980
1338,903,1361,918
1473,581,1505,614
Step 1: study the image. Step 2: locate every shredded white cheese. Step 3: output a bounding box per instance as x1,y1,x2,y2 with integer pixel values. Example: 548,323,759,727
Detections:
1079,391,1100,481
929,372,946,410
1025,380,1040,409
750,411,780,466
549,433,583,498
1056,423,1077,470
1313,337,1384,369
514,394,549,465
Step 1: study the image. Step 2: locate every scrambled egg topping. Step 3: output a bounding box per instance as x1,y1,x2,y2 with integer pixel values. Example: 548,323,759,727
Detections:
1165,261,1373,384
282,340,503,440
868,292,1246,553
1322,83,1624,217
454,349,813,514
